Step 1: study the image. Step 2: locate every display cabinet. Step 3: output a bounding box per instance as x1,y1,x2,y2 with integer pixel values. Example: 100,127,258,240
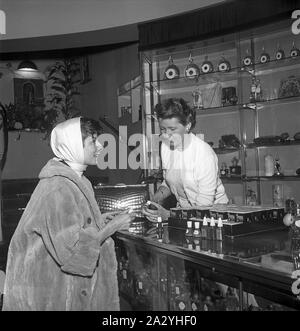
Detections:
114,223,299,311
141,16,300,206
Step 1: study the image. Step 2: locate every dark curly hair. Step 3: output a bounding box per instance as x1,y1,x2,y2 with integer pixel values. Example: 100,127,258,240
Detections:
154,98,196,130
80,117,102,144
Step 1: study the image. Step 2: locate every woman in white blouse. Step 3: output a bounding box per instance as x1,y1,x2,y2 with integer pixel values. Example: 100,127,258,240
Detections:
143,98,228,222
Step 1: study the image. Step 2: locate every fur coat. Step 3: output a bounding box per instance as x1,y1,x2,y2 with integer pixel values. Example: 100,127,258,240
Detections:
3,159,119,311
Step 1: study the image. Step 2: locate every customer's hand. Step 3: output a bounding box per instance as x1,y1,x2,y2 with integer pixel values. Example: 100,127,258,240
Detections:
105,211,136,236
102,211,122,224
142,201,170,222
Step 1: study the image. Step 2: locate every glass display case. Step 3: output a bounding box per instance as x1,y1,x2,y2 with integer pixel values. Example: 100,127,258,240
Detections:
115,222,299,311
141,17,300,206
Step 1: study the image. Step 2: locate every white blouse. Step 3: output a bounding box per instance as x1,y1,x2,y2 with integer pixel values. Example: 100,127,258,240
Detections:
160,133,228,207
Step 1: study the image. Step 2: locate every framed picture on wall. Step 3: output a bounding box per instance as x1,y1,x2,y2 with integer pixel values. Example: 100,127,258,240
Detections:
12,78,45,130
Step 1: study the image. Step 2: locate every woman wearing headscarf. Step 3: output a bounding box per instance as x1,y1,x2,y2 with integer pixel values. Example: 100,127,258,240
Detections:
3,117,133,311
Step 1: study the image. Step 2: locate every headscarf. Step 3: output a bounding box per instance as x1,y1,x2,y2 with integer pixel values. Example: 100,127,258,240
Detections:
50,117,87,176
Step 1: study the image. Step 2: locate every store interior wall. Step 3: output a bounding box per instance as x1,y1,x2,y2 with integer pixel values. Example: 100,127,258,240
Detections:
0,43,141,184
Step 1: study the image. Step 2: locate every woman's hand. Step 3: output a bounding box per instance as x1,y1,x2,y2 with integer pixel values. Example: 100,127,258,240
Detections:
106,211,136,234
142,201,170,222
102,211,122,224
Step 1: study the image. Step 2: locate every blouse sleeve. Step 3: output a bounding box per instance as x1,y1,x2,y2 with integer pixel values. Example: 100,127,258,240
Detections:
194,150,219,205
41,186,102,277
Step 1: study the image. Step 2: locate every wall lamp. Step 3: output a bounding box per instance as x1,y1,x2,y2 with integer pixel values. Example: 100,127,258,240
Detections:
17,60,38,71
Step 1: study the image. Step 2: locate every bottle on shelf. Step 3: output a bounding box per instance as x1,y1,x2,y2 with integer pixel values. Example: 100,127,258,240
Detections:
216,218,224,241
264,154,274,176
255,79,263,101
157,216,163,241
208,217,216,240
201,216,208,238
274,157,283,176
185,220,193,237
249,76,257,103
193,220,201,238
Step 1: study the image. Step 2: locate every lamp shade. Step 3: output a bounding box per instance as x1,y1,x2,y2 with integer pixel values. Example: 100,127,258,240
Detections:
17,60,38,71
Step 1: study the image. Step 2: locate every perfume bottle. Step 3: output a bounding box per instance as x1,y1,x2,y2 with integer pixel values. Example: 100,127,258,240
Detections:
264,154,274,176
255,79,263,101
208,217,216,240
157,216,163,241
201,216,208,238
185,220,193,237
216,218,224,241
192,89,204,109
274,157,283,176
220,162,227,177
193,221,201,238
250,76,257,103
229,156,241,176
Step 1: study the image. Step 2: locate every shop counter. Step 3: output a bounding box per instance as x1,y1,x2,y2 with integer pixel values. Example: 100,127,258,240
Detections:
114,220,300,311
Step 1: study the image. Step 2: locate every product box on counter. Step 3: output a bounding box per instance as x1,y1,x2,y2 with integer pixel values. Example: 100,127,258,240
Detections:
170,206,211,220
167,204,285,237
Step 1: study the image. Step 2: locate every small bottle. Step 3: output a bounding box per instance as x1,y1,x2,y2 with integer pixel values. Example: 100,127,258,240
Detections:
208,217,216,240
157,216,163,241
185,220,193,236
193,221,201,237
250,76,257,103
193,237,201,251
255,79,262,101
201,217,208,238
216,218,224,241
264,154,274,176
291,198,297,216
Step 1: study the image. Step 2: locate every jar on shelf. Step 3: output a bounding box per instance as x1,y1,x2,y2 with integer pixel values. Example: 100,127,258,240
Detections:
264,154,274,176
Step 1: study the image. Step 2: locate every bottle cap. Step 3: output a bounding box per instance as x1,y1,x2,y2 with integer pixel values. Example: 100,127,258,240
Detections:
210,217,215,226
217,218,223,227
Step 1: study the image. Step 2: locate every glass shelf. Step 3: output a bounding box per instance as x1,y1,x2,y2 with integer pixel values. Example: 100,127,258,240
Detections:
220,176,243,184
242,95,300,110
214,147,240,154
145,68,238,87
247,140,300,149
8,128,42,133
195,104,239,116
240,55,300,76
244,176,300,182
